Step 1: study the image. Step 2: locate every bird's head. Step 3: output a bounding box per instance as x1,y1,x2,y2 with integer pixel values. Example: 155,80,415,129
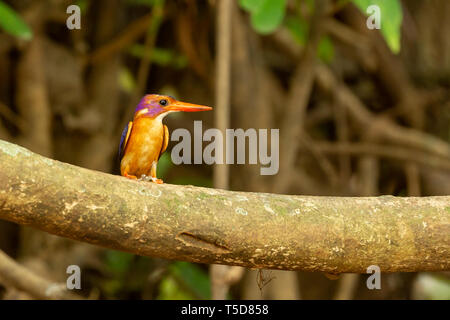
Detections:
134,94,212,121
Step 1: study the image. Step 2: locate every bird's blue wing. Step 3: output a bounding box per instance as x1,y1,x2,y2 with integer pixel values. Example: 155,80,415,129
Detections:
118,121,133,161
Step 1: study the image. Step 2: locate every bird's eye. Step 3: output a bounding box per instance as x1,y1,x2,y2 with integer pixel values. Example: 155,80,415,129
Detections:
159,99,168,106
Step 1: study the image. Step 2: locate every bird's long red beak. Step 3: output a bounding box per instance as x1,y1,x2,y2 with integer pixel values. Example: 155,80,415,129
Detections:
166,101,212,112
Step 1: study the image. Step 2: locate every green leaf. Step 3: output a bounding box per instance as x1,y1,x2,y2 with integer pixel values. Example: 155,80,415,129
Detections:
285,16,308,45
0,1,32,40
169,262,211,299
101,278,123,296
128,45,187,69
75,0,89,14
239,0,287,35
156,152,172,179
317,36,334,63
239,0,260,12
104,250,134,274
286,16,334,62
157,276,196,300
118,67,136,93
352,0,403,53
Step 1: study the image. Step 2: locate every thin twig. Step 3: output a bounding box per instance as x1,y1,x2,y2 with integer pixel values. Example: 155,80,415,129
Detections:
211,0,233,300
128,2,165,110
314,142,450,171
273,0,329,194
0,101,26,132
0,250,80,300
87,12,153,65
315,63,450,159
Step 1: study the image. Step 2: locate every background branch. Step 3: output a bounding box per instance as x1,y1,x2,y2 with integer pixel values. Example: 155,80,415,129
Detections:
0,250,80,300
211,0,234,300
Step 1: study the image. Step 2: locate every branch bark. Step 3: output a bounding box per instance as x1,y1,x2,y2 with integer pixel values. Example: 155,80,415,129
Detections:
0,139,449,273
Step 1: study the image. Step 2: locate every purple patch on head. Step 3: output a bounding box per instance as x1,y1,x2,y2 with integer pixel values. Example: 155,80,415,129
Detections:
135,95,163,117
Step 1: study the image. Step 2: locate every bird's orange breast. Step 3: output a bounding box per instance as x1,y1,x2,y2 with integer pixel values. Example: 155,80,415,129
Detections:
120,117,164,177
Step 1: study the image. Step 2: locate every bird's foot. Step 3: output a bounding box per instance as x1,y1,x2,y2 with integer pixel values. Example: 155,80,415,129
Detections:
138,174,152,182
138,174,163,184
151,177,164,184
123,172,138,180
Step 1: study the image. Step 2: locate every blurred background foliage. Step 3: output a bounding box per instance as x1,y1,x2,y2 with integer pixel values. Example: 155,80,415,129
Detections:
0,1,32,39
0,0,449,300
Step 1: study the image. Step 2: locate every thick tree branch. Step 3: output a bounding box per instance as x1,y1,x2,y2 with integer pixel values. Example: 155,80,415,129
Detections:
0,139,449,273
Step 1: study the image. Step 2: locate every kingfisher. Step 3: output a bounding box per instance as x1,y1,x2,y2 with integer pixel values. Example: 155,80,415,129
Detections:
119,94,212,183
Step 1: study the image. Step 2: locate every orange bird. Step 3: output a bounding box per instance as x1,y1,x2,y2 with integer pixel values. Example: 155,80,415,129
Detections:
119,94,212,183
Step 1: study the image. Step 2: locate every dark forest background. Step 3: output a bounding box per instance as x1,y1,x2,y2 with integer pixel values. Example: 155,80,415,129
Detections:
0,0,449,299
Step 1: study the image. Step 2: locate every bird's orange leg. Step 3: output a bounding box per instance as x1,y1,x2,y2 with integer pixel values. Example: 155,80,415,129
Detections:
123,171,138,180
150,162,163,184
